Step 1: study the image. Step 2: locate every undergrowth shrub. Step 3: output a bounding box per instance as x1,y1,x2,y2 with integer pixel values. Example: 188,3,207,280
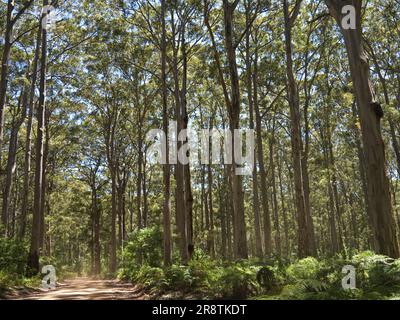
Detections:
218,261,261,299
0,237,27,275
134,265,166,289
117,249,400,300
0,237,43,293
187,251,222,293
278,252,400,300
118,227,162,280
351,251,400,294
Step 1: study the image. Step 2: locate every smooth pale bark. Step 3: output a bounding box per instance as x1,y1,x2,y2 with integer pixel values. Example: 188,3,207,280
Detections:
325,0,400,257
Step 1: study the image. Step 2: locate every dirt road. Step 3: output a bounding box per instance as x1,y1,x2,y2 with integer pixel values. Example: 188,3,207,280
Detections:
7,278,149,300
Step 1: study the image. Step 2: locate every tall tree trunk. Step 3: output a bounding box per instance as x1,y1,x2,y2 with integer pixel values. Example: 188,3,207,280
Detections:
181,26,194,260
329,131,344,251
283,0,315,258
223,0,248,259
170,8,188,264
109,168,117,273
278,151,290,257
10,171,19,238
219,168,227,259
200,163,205,234
105,116,118,274
122,176,127,241
207,138,215,258
0,0,15,165
0,0,33,165
40,111,50,251
302,15,317,256
351,100,369,216
226,164,233,259
269,133,282,257
253,43,272,256
19,26,42,240
136,133,143,230
245,5,263,258
325,0,400,257
204,0,247,259
366,41,400,178
93,188,101,275
321,126,339,254
161,0,172,267
28,2,49,274
117,171,127,246
2,86,28,236
142,154,149,228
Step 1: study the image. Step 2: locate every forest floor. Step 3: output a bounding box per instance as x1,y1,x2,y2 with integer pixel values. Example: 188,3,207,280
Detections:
3,278,153,300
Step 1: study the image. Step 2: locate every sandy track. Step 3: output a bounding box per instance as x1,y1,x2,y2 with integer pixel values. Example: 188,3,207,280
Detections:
8,278,149,300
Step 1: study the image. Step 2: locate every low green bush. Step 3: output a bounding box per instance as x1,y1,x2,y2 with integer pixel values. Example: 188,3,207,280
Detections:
0,237,27,275
217,261,261,299
119,227,162,280
134,265,166,289
351,251,400,296
116,250,400,300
